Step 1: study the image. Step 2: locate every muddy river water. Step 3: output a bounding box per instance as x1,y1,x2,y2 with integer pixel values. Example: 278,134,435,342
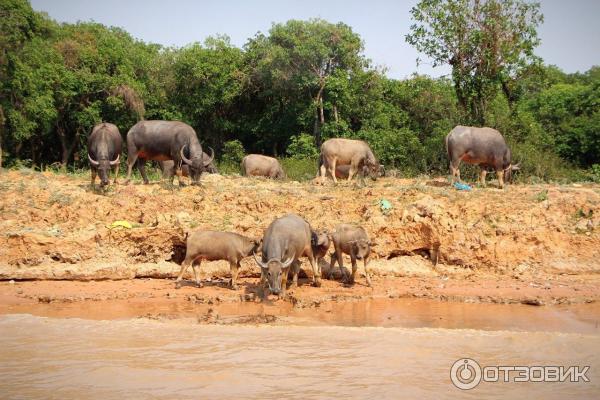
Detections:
1,299,599,399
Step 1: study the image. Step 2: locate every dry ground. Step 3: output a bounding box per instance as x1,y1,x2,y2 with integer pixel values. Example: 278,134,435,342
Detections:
1,168,599,309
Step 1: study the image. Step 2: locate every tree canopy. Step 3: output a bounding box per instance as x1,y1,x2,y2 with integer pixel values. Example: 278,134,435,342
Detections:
0,0,598,180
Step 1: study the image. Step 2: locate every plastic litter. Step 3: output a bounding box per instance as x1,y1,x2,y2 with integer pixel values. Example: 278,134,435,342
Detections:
453,182,472,191
378,199,393,214
107,220,133,229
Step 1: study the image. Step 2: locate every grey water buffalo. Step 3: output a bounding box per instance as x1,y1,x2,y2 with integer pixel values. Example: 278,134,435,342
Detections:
318,138,380,183
159,151,218,180
254,214,320,297
241,154,285,179
329,224,372,287
87,122,122,188
446,126,520,189
331,163,385,180
125,120,214,185
311,230,330,266
175,230,261,290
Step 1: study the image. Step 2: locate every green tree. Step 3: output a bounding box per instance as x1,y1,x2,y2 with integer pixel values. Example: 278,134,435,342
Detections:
169,36,245,149
246,19,365,145
406,0,543,124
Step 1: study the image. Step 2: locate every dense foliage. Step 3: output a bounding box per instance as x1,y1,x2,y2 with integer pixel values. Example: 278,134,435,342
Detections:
0,0,598,180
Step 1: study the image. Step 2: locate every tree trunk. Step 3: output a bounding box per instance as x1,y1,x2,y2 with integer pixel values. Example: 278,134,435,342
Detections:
30,138,37,167
15,142,22,159
58,125,80,168
333,104,339,123
314,85,326,147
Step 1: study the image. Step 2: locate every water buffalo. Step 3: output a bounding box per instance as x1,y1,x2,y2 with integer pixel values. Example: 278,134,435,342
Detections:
318,138,380,183
312,230,330,266
175,230,261,290
87,122,122,188
446,126,520,189
125,120,214,185
330,163,385,180
254,214,320,297
328,223,372,287
241,154,285,179
159,152,218,180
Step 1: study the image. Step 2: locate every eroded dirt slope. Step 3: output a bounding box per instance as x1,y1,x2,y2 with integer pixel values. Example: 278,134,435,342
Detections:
0,169,598,286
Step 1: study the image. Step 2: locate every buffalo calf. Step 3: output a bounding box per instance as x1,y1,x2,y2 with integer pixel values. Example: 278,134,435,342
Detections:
329,223,372,287
176,230,261,290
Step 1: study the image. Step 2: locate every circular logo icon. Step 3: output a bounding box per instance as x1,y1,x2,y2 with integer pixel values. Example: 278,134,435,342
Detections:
450,358,482,390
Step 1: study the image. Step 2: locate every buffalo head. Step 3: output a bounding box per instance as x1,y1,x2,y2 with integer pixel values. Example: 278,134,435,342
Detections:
180,145,215,183
349,238,371,260
504,163,520,183
88,153,119,187
253,252,294,295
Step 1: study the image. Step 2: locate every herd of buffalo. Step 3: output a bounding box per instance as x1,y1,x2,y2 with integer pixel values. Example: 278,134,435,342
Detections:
87,119,520,296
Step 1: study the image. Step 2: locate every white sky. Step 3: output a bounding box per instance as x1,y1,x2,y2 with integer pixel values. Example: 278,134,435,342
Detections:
31,0,600,79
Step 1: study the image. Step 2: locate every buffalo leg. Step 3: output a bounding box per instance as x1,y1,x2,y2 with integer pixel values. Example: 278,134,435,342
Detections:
308,255,321,287
349,255,358,284
137,159,150,184
319,163,327,180
449,161,461,183
328,253,337,280
289,260,301,289
479,169,487,187
191,260,202,287
113,163,119,184
125,153,138,184
347,164,356,182
175,255,194,288
259,269,268,299
169,164,177,185
496,170,505,189
336,251,347,282
90,168,97,189
329,158,338,184
364,257,372,287
280,267,288,297
229,261,239,290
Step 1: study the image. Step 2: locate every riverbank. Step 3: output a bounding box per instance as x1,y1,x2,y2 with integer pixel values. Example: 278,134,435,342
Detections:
1,169,599,313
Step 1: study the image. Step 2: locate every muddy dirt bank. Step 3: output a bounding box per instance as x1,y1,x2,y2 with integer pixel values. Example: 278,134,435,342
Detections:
1,169,599,308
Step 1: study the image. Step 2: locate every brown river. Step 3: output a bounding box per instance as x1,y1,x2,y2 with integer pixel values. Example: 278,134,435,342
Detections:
1,299,599,399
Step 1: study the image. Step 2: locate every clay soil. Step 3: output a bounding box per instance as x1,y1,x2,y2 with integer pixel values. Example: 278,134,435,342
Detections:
1,168,599,315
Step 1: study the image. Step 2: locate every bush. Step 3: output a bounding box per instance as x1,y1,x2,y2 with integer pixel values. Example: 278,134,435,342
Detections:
590,164,600,183
221,140,245,165
355,128,426,174
286,133,319,159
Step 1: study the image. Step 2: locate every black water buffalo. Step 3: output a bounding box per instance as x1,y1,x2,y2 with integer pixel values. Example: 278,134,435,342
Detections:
159,152,218,180
254,214,320,297
318,138,380,183
446,126,520,189
125,120,214,185
87,122,122,188
241,154,285,179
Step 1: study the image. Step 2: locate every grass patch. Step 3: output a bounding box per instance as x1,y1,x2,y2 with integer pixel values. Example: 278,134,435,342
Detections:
534,189,548,202
280,157,318,181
